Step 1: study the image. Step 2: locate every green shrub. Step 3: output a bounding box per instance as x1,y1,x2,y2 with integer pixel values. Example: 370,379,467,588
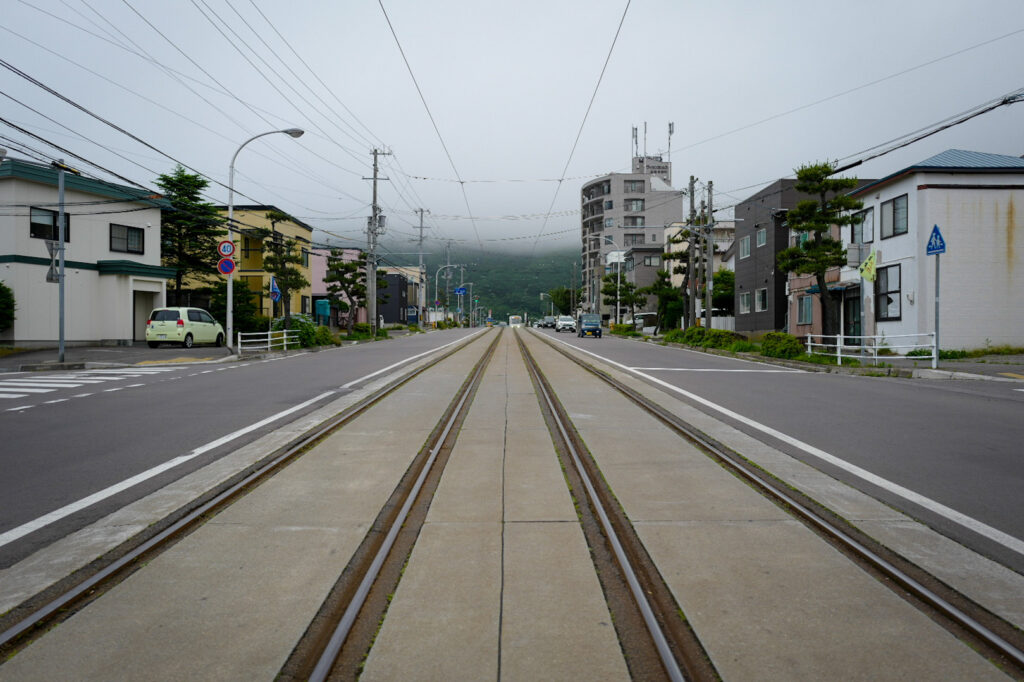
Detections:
701,329,742,349
729,340,758,353
314,325,338,346
799,352,862,367
273,313,316,347
761,332,803,359
407,324,421,333
376,327,389,338
663,328,687,344
0,281,15,333
662,326,740,349
610,323,639,337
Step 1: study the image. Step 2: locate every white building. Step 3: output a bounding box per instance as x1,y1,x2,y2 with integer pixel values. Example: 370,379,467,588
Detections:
0,158,173,347
837,149,1024,350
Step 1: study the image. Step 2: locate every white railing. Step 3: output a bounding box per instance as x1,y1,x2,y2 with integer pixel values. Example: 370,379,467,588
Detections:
805,332,937,369
237,329,300,356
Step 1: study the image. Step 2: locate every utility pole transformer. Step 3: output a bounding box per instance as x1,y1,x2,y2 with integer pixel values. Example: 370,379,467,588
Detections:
366,148,390,336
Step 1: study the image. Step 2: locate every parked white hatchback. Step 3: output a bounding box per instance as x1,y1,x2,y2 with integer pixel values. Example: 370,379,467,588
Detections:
146,307,225,348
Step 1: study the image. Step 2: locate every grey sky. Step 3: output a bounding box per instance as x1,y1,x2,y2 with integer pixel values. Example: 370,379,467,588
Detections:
3,0,1022,260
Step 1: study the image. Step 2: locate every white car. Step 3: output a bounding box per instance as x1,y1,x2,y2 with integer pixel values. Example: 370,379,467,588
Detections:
146,307,225,348
555,315,576,333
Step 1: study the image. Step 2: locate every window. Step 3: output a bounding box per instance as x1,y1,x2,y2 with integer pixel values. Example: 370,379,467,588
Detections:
643,255,661,267
301,249,309,267
739,235,751,259
796,232,810,247
624,180,645,193
755,288,768,312
604,218,614,228
739,291,752,314
604,200,613,210
756,228,766,247
30,207,70,242
110,224,144,254
876,264,901,320
625,199,645,212
852,207,874,244
624,233,644,247
880,194,908,239
623,216,645,227
798,295,813,325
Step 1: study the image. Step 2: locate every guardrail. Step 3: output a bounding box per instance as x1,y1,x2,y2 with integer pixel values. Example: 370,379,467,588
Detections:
237,329,300,356
805,332,937,369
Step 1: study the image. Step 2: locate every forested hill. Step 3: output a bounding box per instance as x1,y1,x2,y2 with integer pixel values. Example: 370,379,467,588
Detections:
386,245,579,322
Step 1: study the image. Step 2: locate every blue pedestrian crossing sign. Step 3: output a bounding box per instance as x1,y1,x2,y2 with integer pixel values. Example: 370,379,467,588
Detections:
926,224,946,255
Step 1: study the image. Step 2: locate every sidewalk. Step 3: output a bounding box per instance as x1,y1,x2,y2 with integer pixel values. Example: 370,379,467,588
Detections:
0,343,234,372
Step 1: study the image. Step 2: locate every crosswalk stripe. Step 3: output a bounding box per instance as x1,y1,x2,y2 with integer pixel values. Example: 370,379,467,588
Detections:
0,386,58,393
0,393,29,399
0,382,81,389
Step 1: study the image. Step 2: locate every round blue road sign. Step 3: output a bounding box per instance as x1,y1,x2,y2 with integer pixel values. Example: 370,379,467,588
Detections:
217,257,235,275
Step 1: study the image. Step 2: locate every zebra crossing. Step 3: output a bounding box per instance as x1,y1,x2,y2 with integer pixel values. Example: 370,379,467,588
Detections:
0,368,177,405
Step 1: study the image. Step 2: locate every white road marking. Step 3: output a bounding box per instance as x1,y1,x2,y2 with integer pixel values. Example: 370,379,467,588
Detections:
0,391,336,549
44,399,68,404
550,335,1024,558
126,383,145,388
6,405,33,411
0,393,29,399
104,388,123,392
0,386,59,393
0,382,80,389
630,367,799,373
340,329,488,389
73,393,94,398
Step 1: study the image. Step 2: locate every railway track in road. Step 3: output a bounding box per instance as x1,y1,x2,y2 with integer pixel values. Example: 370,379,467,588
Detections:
3,326,1022,680
526,329,1024,679
0,330,490,661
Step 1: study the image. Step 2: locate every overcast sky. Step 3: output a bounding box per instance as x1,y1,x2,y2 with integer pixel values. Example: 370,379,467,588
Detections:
3,0,1023,262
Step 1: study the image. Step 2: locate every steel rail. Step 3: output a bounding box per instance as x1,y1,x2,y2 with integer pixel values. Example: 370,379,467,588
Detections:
0,331,489,654
308,330,501,681
518,333,687,682
533,330,1024,674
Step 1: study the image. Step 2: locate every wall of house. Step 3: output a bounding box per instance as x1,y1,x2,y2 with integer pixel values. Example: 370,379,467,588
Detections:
1,176,165,345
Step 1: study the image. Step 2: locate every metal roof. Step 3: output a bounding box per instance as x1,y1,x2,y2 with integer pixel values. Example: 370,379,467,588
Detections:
851,149,1024,196
912,149,1024,169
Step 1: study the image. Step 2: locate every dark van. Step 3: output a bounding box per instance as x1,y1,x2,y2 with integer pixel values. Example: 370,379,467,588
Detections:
577,313,602,338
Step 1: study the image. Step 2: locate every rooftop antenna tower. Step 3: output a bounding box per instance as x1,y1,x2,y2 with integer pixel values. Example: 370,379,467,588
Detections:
631,126,638,158
668,122,674,162
643,121,648,157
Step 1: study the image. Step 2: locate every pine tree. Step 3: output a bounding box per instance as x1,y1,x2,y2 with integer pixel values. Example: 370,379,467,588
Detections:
324,250,368,335
776,162,862,336
155,165,225,304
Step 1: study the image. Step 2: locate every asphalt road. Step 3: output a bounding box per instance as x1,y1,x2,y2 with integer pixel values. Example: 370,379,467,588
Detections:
536,328,1024,572
0,330,479,568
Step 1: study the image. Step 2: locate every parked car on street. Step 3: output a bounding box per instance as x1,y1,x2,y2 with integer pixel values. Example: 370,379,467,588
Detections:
555,315,576,333
146,307,225,348
577,313,602,338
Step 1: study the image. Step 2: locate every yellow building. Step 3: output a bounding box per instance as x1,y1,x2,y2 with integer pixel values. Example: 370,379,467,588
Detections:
217,205,314,318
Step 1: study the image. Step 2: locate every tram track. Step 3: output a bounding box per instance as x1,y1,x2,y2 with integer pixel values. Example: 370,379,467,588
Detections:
527,329,1024,679
0,330,491,660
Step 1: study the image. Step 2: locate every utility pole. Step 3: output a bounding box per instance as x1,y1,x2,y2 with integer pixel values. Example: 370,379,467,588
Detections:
444,240,452,321
415,208,429,325
459,265,465,326
687,176,696,328
365,148,390,336
705,181,714,331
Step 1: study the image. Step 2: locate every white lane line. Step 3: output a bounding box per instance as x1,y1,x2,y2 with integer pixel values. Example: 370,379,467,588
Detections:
126,384,145,388
630,367,799,373
0,386,58,394
0,393,29,399
0,391,336,549
340,329,488,389
550,335,1024,558
104,388,123,392
0,382,80,389
6,405,33,411
44,399,68,404
73,393,94,398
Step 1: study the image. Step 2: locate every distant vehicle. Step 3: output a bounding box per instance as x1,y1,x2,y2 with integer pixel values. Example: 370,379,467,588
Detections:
555,315,576,333
509,315,524,328
542,315,556,328
146,307,225,348
577,313,602,338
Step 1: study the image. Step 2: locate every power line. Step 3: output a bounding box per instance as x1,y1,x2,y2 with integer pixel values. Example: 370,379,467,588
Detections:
530,0,631,252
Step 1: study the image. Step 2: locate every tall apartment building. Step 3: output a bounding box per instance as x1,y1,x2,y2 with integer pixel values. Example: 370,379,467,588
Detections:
580,155,683,319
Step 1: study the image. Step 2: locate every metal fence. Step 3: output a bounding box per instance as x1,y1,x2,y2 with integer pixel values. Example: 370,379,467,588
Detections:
805,332,937,369
237,329,300,356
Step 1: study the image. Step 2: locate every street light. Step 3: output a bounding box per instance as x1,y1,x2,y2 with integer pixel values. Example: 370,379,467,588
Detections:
226,127,304,350
540,292,554,317
434,264,459,326
604,236,625,326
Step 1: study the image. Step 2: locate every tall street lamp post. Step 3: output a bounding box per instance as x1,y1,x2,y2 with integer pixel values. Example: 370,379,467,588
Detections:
227,128,303,349
604,236,624,326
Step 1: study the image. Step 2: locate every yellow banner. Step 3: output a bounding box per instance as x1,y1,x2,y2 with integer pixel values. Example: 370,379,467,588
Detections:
858,250,877,282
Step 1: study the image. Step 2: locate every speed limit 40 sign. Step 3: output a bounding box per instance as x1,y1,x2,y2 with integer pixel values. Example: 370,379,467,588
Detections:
217,240,236,258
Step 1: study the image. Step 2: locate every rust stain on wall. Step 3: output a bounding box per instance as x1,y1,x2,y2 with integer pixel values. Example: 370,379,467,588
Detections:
1009,196,1016,274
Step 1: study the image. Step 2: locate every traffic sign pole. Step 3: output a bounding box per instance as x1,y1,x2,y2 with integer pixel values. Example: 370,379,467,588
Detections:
927,225,947,370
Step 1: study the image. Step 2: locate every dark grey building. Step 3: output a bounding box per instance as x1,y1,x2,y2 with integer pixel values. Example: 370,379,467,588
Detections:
379,272,409,325
734,179,799,335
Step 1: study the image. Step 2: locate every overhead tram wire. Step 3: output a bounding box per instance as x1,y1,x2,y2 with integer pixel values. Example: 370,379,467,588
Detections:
245,0,385,150
188,0,370,168
119,0,369,181
223,0,381,151
529,0,631,255
378,0,482,250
